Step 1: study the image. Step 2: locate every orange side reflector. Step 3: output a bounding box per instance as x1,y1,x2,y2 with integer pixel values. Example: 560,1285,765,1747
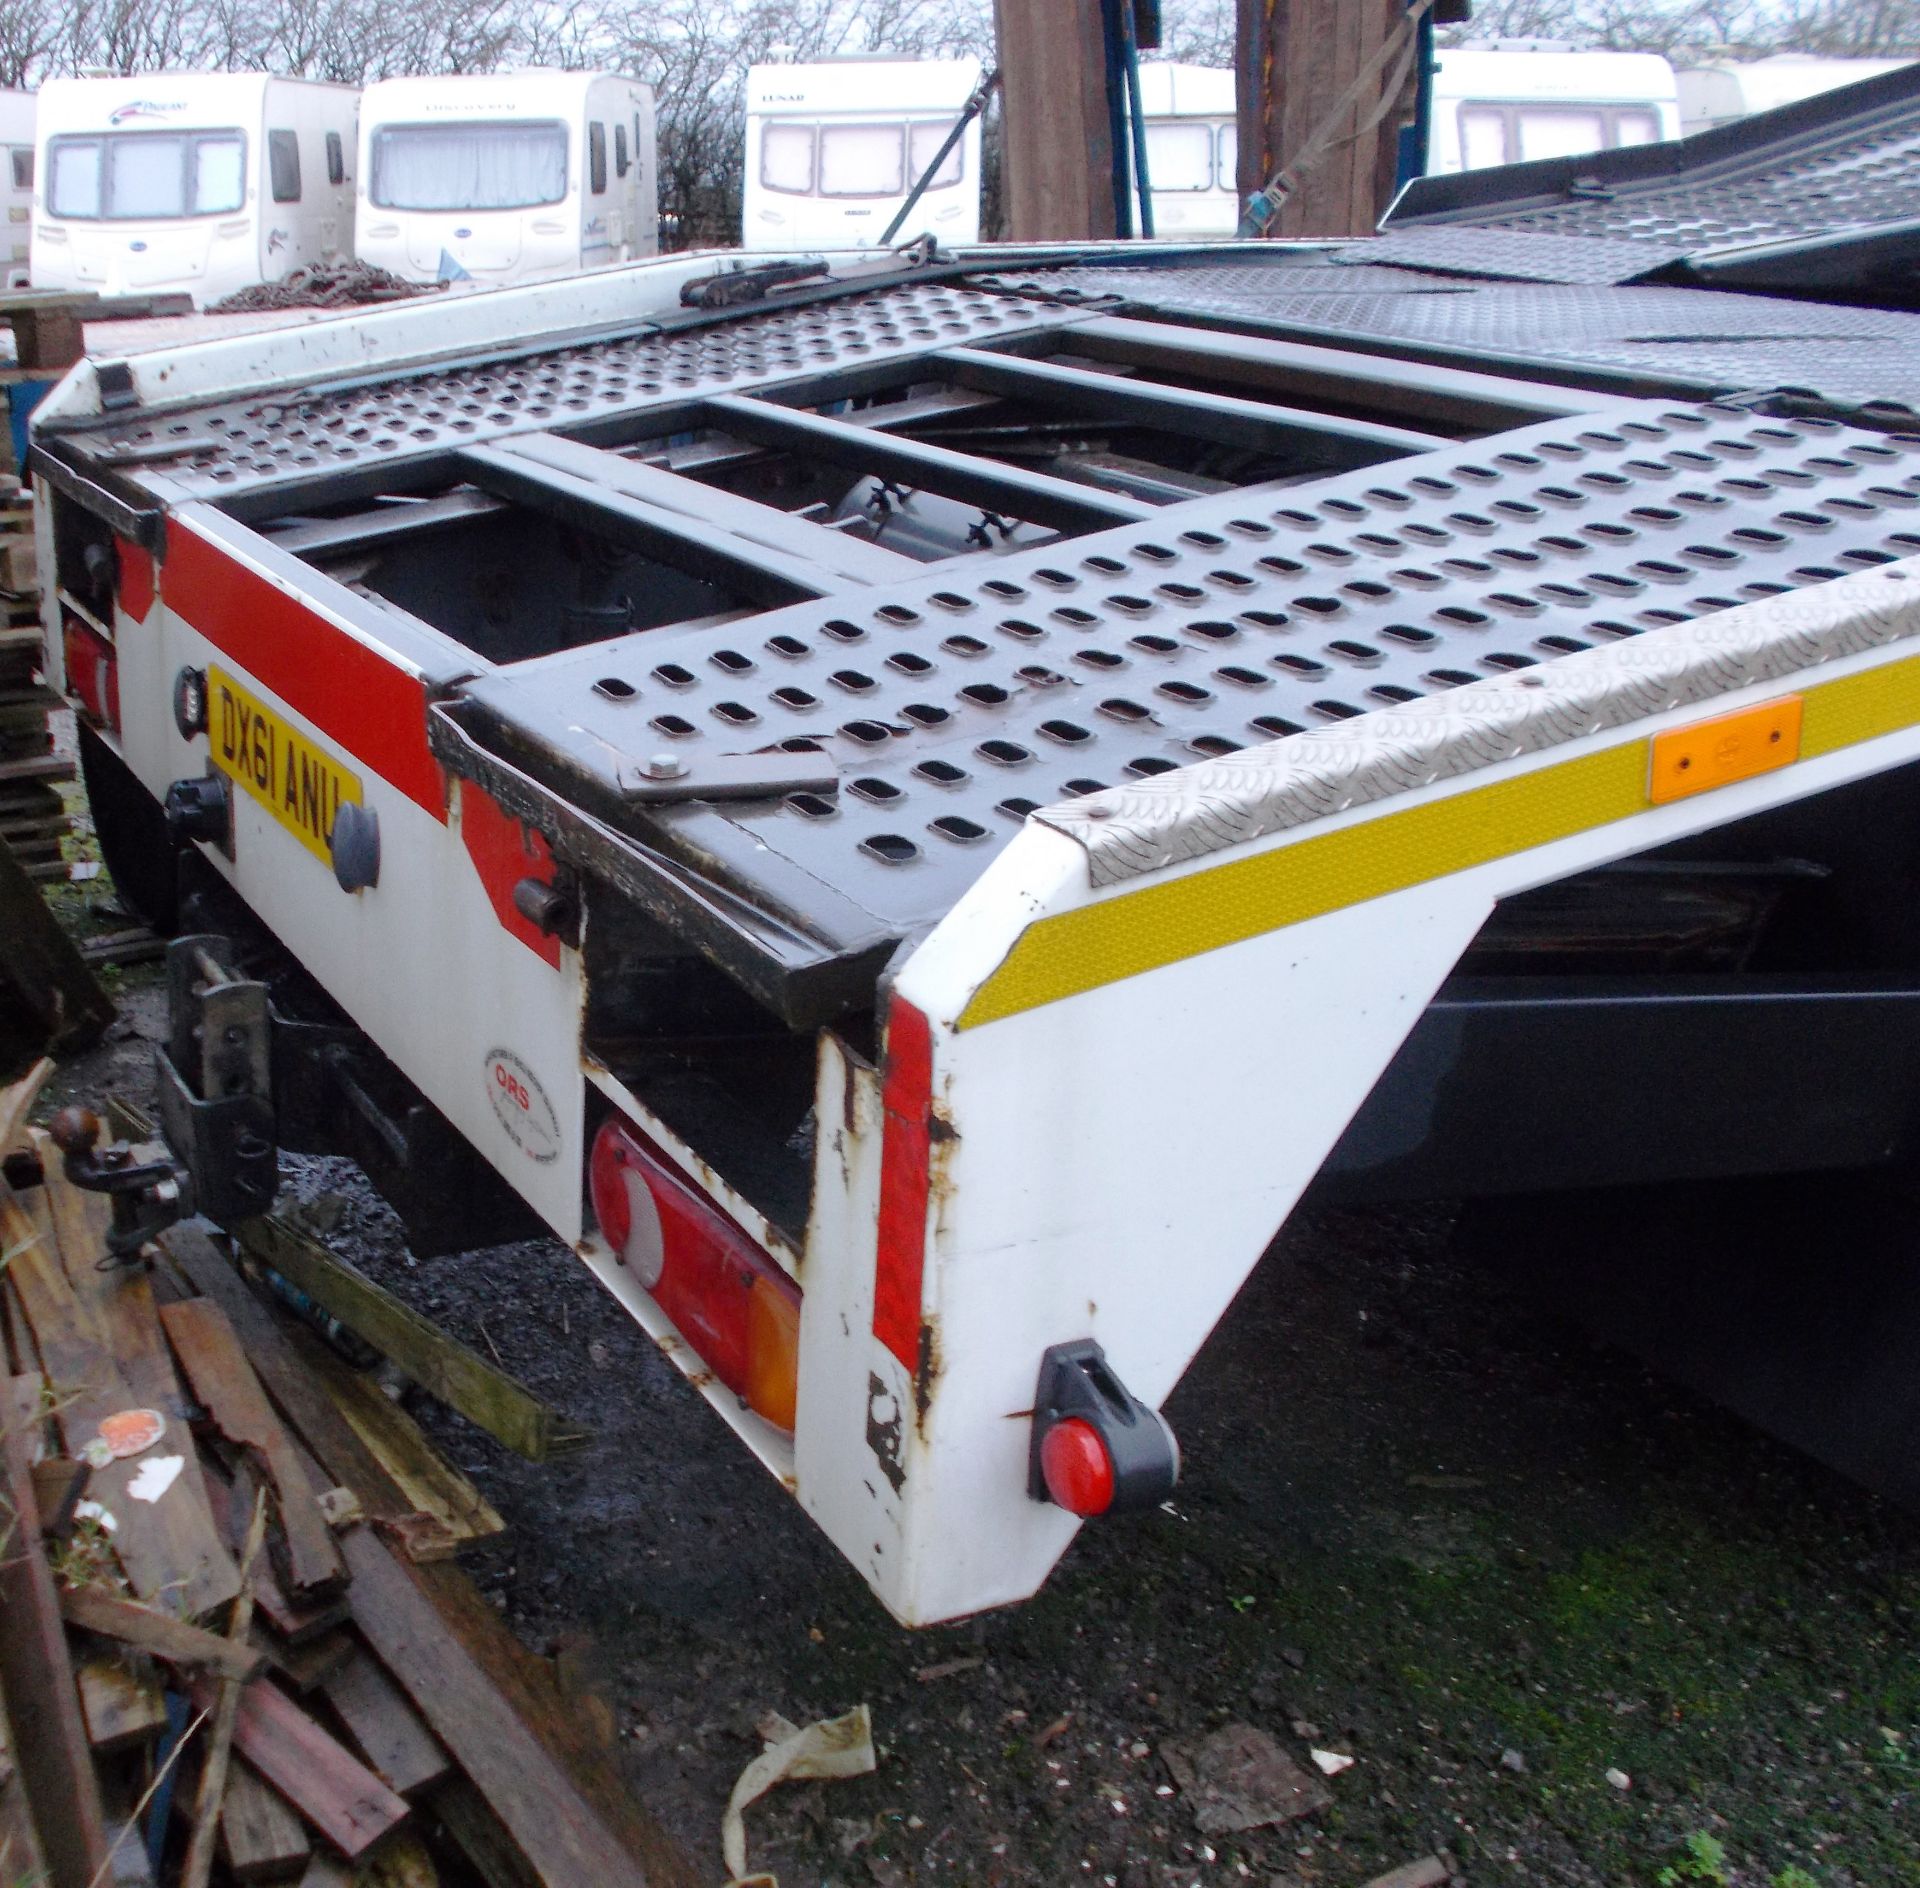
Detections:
1649,695,1803,806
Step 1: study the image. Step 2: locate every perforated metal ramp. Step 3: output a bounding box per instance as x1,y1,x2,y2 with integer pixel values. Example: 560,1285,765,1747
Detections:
1383,59,1920,302
443,402,1920,1015
50,280,1084,505
984,260,1920,413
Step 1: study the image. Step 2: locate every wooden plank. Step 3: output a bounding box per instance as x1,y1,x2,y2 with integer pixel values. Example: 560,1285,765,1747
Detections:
321,1354,504,1548
162,1224,418,1526
159,1296,347,1594
318,1649,451,1798
28,1145,241,1617
206,1467,354,1645
58,1587,266,1683
187,1672,410,1859
219,1761,311,1884
30,1454,87,1537
0,830,113,1056
0,753,74,783
236,1216,589,1462
338,1526,692,1888
0,1675,51,1888
0,1373,113,1888
77,1657,169,1752
250,1624,355,1695
7,1186,239,1616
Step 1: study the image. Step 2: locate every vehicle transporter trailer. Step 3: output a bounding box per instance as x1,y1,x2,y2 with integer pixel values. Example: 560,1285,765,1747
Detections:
28,187,1920,1622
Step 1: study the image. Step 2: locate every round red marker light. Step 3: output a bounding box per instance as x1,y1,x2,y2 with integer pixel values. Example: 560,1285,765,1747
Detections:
1039,1417,1115,1516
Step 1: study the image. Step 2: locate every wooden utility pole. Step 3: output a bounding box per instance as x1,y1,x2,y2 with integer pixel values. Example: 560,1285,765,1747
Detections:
1235,0,1421,238
993,0,1119,241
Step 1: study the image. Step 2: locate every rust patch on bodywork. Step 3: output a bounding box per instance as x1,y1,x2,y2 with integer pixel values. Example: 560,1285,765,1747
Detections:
865,1371,905,1494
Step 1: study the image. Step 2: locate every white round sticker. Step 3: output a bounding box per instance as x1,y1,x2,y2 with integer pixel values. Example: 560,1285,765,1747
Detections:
484,1048,560,1163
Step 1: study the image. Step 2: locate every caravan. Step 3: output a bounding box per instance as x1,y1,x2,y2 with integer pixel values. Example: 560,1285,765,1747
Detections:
356,72,657,288
1677,55,1914,135
742,58,983,251
1426,42,1681,175
30,73,357,306
2,93,32,289
1138,63,1238,237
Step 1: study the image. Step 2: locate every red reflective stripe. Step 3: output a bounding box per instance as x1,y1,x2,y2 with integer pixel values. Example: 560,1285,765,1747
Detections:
872,997,933,1371
118,539,156,623
458,778,560,967
159,518,446,820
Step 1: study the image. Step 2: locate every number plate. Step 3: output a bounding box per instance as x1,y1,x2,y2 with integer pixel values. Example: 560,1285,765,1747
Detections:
209,664,362,864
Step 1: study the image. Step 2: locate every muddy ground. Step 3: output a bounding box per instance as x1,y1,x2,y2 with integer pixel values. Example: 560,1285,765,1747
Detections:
34,865,1920,1888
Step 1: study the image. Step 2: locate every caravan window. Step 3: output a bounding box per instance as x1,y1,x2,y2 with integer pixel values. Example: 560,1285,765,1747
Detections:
369,122,568,210
269,130,301,202
1515,107,1607,162
614,122,630,177
1216,122,1237,190
589,122,607,194
326,130,345,185
46,130,246,220
1613,109,1661,146
907,119,965,189
819,123,904,197
761,124,815,193
1144,122,1214,192
10,148,32,191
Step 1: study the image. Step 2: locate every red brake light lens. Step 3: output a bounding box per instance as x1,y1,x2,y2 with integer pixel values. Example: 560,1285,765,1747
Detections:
1039,1417,1116,1517
63,616,119,733
589,1115,801,1431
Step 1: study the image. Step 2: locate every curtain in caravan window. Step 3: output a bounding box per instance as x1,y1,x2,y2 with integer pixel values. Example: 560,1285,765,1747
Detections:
193,136,245,213
1144,122,1213,191
819,123,904,197
1612,109,1661,146
1458,107,1509,169
108,135,188,218
370,123,568,211
1516,108,1607,161
760,123,815,193
907,118,964,188
1216,122,1237,190
48,139,101,216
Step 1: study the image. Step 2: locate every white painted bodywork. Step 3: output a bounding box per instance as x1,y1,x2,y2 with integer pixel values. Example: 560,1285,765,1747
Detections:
33,248,1920,1625
1427,47,1681,175
742,59,983,251
356,70,657,288
2,91,33,289
30,73,358,308
1676,55,1912,136
1136,63,1238,239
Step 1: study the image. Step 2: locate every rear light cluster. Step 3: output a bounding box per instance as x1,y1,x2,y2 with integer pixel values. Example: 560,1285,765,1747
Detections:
63,615,118,732
1030,1340,1180,1518
588,1115,801,1432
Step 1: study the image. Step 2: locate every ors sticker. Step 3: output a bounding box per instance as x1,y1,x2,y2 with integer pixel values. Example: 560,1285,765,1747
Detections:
485,1048,560,1163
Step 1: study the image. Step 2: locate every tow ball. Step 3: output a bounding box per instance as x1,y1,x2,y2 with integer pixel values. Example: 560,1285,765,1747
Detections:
1029,1339,1180,1518
48,1107,189,1262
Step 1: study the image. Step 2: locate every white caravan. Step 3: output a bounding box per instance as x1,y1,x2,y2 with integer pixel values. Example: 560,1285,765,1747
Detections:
1677,55,1914,135
742,58,983,252
1138,63,1238,238
2,92,33,289
357,71,657,288
1427,43,1681,175
31,73,357,307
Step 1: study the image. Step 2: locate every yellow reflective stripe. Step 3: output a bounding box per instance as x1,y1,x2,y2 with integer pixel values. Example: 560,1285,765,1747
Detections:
958,648,1920,1032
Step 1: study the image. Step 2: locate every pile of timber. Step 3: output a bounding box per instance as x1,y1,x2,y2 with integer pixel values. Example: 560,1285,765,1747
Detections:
0,1083,693,1888
0,487,74,887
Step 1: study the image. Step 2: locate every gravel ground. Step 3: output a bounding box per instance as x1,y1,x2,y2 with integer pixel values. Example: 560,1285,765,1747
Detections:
34,934,1920,1888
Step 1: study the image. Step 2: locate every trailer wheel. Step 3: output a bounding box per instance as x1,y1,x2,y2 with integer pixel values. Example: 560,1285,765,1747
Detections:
78,724,180,934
